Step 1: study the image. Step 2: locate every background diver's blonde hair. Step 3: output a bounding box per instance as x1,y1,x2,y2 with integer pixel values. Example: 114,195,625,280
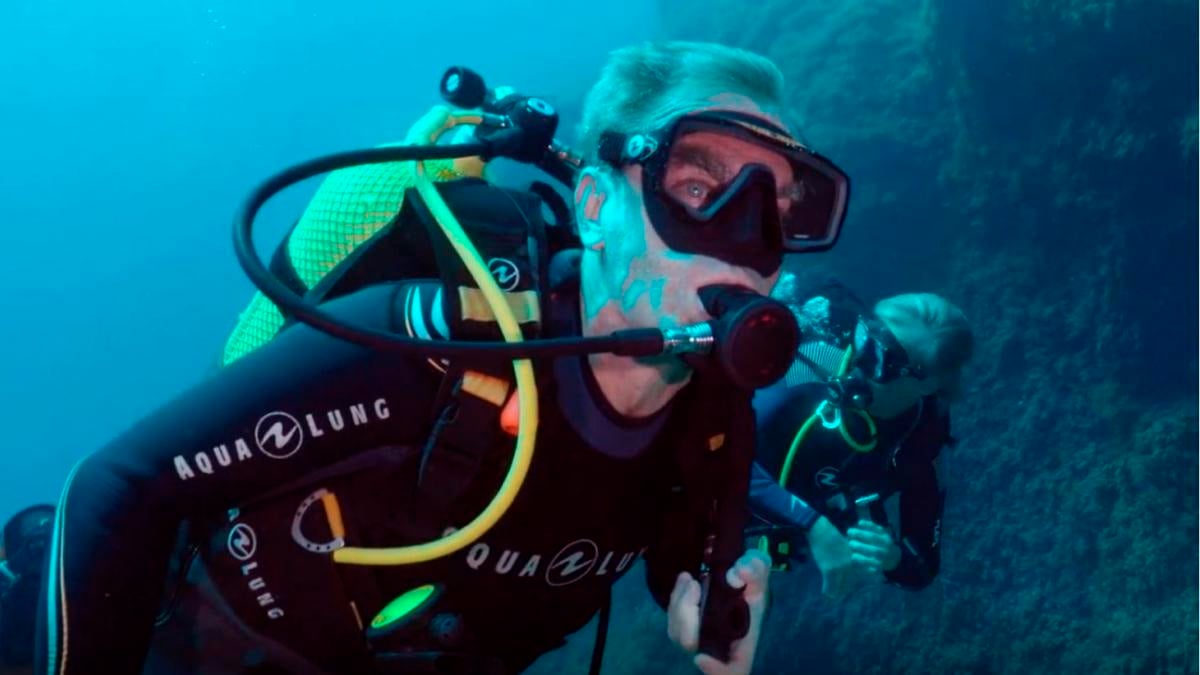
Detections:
875,293,975,401
576,41,788,163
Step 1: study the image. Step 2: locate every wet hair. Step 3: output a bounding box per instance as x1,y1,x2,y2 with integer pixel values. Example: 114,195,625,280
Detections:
577,41,787,163
874,294,974,401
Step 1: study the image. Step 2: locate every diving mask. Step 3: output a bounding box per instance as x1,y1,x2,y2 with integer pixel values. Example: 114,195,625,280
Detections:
853,318,926,384
599,110,850,276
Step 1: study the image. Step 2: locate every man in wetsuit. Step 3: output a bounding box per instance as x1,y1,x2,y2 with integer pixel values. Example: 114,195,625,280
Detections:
36,41,852,675
747,280,974,597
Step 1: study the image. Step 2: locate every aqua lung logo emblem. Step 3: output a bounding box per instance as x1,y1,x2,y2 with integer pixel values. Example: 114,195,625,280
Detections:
816,467,840,489
487,258,521,291
546,539,600,587
227,523,257,561
255,412,304,459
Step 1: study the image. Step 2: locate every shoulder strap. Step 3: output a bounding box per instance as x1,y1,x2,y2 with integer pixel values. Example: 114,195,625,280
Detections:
407,179,550,342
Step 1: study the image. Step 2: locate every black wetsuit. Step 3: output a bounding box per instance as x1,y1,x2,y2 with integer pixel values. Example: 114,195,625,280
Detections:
747,380,947,589
38,280,747,674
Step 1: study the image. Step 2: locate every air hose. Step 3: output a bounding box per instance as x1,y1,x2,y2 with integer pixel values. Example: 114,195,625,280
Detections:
332,112,539,566
778,345,877,488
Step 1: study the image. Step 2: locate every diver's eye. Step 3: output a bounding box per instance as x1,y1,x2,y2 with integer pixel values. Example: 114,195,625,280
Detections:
667,178,717,209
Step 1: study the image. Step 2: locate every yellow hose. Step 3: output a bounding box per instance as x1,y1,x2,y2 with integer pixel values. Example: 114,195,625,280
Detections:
333,112,539,566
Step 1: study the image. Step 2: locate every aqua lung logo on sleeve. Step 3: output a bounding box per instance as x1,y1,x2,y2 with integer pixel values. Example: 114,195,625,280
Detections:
487,258,521,291
171,398,392,481
463,539,645,587
255,412,304,459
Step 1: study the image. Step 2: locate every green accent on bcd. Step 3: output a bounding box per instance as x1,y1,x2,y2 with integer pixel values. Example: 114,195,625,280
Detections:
371,584,437,629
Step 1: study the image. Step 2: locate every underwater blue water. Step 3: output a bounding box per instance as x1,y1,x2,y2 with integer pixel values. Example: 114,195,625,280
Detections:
0,0,658,522
1,3,1195,672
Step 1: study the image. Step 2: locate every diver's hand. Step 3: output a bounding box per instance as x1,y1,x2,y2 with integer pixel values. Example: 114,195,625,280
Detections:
807,516,878,599
847,520,902,573
667,550,770,675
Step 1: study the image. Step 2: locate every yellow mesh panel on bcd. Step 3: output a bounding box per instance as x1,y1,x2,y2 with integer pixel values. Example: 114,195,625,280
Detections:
220,151,467,366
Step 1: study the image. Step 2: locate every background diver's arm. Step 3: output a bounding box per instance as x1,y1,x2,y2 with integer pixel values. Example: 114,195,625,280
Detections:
882,457,944,590
37,283,440,675
746,462,821,533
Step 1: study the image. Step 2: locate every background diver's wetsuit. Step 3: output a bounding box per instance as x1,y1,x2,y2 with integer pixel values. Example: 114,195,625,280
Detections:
38,279,742,675
747,374,948,590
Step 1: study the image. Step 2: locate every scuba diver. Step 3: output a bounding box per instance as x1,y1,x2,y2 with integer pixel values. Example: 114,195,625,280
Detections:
36,41,853,675
1,505,54,673
746,278,973,597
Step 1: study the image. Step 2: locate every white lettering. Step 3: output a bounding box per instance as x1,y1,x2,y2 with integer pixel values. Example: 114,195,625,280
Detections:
519,555,541,577
195,453,213,475
375,398,390,419
230,529,285,621
616,552,635,573
213,444,232,467
235,438,253,461
466,543,489,570
305,414,325,438
496,550,519,574
327,410,345,431
350,404,369,426
174,456,195,481
596,552,613,576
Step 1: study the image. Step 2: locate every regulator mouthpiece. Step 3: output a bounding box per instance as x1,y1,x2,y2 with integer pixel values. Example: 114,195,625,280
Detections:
677,285,800,389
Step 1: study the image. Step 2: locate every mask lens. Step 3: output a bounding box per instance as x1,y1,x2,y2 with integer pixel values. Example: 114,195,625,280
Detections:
779,164,843,246
857,324,923,384
657,120,847,250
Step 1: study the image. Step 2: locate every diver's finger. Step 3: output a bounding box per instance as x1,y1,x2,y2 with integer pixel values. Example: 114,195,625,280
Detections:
847,526,891,547
848,539,886,561
694,652,740,675
683,576,702,607
855,519,890,533
667,573,691,646
850,552,882,575
728,550,770,599
670,572,693,607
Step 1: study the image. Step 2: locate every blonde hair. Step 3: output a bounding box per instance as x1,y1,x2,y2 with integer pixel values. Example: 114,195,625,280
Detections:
577,41,787,163
875,293,975,401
